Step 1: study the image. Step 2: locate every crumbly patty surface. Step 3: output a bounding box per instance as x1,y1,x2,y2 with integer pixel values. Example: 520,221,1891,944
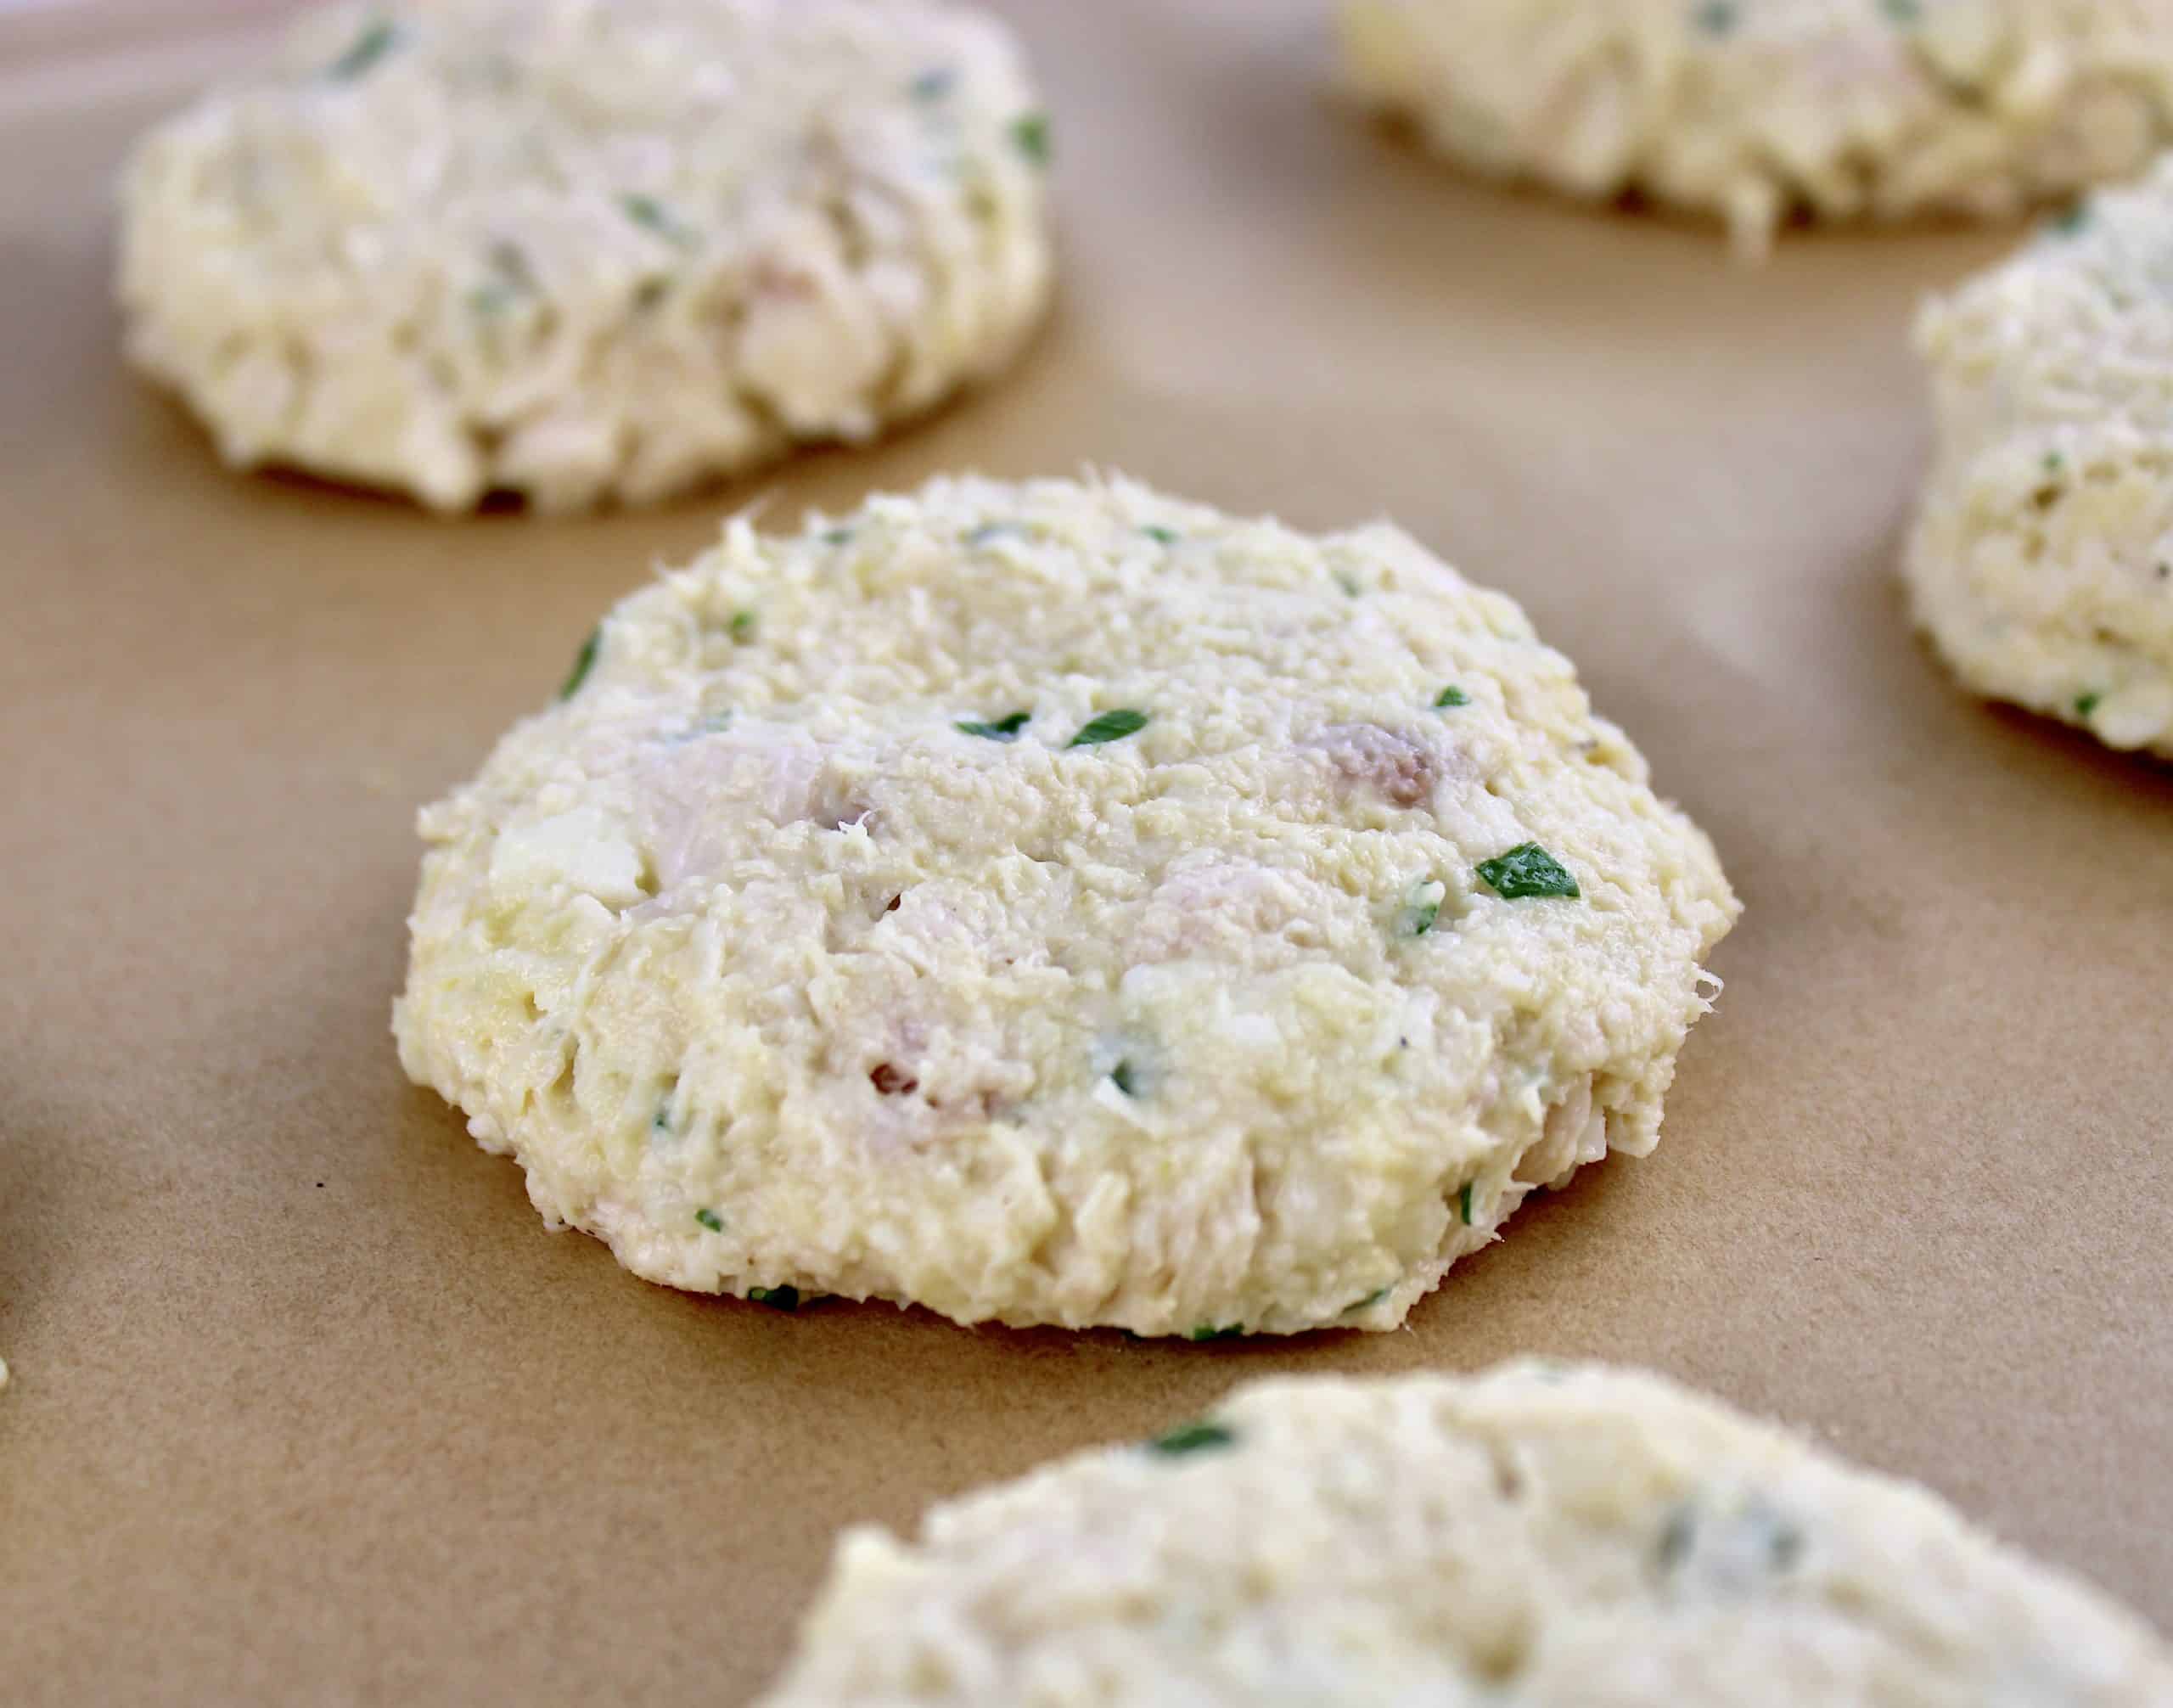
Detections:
117,0,1052,511
1338,0,2173,255
1908,160,2173,757
393,475,1738,1335
757,1362,2173,1705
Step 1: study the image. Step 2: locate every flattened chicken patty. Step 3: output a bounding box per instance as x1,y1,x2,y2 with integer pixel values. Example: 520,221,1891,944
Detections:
118,0,1053,510
1339,0,2173,255
761,1362,2173,1705
1909,160,2173,757
393,474,1738,1334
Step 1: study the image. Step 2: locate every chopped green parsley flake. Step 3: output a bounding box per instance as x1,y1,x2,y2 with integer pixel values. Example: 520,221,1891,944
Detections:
1334,570,1362,597
2075,691,2103,717
1435,685,1470,707
1658,1499,1804,1574
2043,452,2065,474
1110,1059,1139,1097
2050,202,2091,236
1692,0,1737,32
1879,0,1921,22
957,709,1032,741
1460,1181,1476,1226
1142,525,1181,545
1148,1420,1236,1456
1068,709,1148,748
559,628,599,699
729,610,755,641
822,526,854,545
910,66,956,101
1402,882,1443,938
620,193,694,246
474,241,533,314
1476,842,1580,901
1188,1323,1244,1342
748,1285,800,1312
1345,1287,1390,1313
327,18,399,80
1010,110,1053,166
694,1208,723,1233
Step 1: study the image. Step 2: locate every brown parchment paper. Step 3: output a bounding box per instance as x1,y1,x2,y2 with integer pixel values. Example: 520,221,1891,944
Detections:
3,2,2169,1701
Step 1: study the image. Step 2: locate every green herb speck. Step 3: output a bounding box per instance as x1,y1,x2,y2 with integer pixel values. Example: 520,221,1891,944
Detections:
472,240,533,315
1460,1181,1476,1226
620,193,694,246
1188,1323,1244,1342
1068,709,1148,748
823,526,854,545
1403,883,1442,937
1334,570,1362,597
957,709,1031,741
1658,1498,1803,1575
1476,842,1580,901
695,1208,723,1233
2050,202,2091,236
911,66,956,102
1435,685,1470,708
748,1285,800,1312
559,627,600,699
1010,110,1053,166
729,610,755,642
1658,1506,1697,1570
1148,1420,1236,1456
1142,525,1181,545
1110,1059,1138,1097
1692,0,1737,33
1879,0,1921,22
327,18,398,80
2076,691,2103,716
1345,1287,1390,1313
2043,452,2065,474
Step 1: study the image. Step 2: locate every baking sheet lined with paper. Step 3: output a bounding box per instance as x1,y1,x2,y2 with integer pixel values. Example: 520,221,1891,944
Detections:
2,2,2168,1704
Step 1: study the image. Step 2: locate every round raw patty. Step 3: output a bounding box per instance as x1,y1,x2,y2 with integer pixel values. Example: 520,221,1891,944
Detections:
1338,0,2173,255
117,0,1053,511
393,474,1738,1334
1909,159,2173,758
758,1362,2173,1705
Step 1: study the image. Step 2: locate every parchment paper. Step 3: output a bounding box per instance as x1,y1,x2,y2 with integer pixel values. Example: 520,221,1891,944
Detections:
3,3,2168,1702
